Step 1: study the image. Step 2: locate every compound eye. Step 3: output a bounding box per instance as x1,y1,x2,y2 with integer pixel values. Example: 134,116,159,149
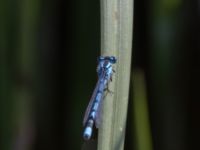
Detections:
109,56,117,63
98,56,105,62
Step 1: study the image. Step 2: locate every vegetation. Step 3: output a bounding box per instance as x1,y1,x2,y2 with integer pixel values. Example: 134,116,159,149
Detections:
0,0,199,150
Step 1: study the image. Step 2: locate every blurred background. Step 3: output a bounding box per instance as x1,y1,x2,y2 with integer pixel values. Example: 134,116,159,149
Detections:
0,0,199,150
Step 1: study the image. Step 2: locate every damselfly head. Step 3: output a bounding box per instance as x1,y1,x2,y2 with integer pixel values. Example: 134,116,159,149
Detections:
98,56,117,64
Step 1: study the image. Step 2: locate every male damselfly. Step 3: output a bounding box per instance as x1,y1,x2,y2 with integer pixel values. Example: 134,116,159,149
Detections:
83,56,117,140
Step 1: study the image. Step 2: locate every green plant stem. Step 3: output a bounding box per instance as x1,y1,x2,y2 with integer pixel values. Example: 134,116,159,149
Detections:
98,0,133,149
133,70,153,150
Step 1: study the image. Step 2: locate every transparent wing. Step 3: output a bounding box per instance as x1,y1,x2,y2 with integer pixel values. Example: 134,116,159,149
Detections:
95,78,110,128
83,78,101,126
83,71,106,126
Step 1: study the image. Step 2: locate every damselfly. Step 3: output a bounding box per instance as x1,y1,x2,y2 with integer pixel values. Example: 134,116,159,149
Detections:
83,56,117,140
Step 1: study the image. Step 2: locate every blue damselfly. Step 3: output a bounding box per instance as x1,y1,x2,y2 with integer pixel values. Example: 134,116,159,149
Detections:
83,56,117,140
